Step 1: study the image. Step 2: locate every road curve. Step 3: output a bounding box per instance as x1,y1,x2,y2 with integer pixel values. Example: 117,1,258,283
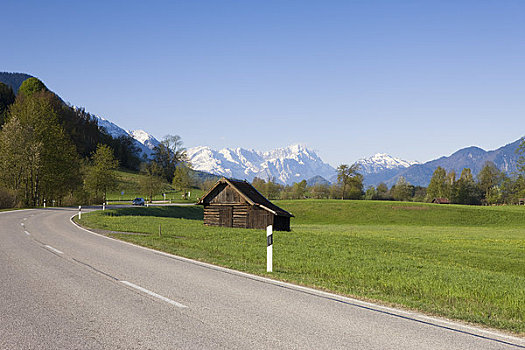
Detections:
0,207,523,349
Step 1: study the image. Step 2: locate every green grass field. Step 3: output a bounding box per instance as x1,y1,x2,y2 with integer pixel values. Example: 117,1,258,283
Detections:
76,200,525,334
105,169,204,203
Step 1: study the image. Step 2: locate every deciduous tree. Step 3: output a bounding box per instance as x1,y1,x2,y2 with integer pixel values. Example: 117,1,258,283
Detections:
265,178,282,200
337,163,362,199
17,77,48,97
292,180,307,199
477,161,502,202
391,176,412,201
4,91,81,205
455,168,482,205
364,186,376,200
425,167,448,202
84,144,119,203
172,163,192,198
376,182,390,200
0,117,42,206
153,135,187,183
140,162,164,203
310,183,329,199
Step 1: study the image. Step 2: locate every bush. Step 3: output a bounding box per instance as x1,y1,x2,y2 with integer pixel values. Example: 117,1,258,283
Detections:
0,187,17,208
60,189,87,206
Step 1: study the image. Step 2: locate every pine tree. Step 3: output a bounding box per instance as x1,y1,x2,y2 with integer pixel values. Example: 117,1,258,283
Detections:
0,82,15,128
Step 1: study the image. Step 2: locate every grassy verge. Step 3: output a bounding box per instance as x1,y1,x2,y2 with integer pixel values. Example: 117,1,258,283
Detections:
105,169,204,203
76,201,525,335
0,208,26,212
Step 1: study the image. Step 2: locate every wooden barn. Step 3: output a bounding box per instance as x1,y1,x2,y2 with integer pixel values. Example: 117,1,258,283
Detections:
197,177,294,231
432,197,450,204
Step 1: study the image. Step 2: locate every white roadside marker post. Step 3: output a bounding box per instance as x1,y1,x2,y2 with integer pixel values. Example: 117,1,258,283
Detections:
78,206,82,220
43,199,46,208
267,225,273,272
103,202,106,211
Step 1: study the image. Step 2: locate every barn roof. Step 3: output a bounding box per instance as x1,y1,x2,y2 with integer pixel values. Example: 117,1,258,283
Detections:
197,177,294,217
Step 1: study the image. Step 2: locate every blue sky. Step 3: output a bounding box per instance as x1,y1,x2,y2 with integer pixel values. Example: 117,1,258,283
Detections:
3,0,524,166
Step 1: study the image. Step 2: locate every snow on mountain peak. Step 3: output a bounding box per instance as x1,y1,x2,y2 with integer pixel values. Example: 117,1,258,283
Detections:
357,153,419,174
92,114,160,157
129,129,151,143
187,144,336,185
129,129,160,151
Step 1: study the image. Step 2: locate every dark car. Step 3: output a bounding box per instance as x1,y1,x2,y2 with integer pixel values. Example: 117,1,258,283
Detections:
132,197,145,206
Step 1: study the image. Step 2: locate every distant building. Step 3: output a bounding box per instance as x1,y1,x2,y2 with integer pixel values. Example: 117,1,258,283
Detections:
197,177,294,231
432,198,450,204
519,198,525,205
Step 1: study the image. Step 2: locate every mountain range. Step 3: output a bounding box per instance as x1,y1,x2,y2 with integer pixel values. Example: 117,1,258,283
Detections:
0,72,160,159
380,139,522,187
356,153,420,187
94,115,160,158
0,72,34,93
186,145,336,185
2,72,522,187
187,141,524,188
184,147,424,186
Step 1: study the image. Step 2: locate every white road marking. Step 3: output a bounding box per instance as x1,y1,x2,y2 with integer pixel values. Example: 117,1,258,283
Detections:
45,245,63,254
70,215,524,345
20,223,24,226
120,281,187,308
24,231,30,236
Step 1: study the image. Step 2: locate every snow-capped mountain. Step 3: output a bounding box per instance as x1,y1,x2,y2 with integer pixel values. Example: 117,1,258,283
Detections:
95,115,160,157
187,144,336,185
355,153,419,187
357,153,419,174
128,129,160,153
383,139,523,187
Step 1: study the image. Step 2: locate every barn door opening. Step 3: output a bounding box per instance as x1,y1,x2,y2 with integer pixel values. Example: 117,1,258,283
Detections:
219,206,233,227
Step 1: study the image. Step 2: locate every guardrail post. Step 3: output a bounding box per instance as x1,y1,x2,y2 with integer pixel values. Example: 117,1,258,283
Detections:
267,225,273,272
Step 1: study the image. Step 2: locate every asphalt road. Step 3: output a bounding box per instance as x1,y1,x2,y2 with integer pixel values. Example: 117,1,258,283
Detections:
1,207,523,349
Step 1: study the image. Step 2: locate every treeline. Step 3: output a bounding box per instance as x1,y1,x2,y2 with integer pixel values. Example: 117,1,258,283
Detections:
241,148,525,205
423,160,525,205
0,77,149,208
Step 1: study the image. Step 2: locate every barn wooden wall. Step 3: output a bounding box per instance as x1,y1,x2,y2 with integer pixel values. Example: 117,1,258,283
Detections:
204,204,250,228
204,204,277,229
209,186,241,204
202,183,290,231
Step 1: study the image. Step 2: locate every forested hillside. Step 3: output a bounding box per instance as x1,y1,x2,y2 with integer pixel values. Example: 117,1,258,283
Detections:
0,76,146,207
0,72,34,93
0,74,200,209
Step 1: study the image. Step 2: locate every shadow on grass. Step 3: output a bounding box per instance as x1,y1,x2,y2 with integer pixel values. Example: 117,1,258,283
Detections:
104,206,203,220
